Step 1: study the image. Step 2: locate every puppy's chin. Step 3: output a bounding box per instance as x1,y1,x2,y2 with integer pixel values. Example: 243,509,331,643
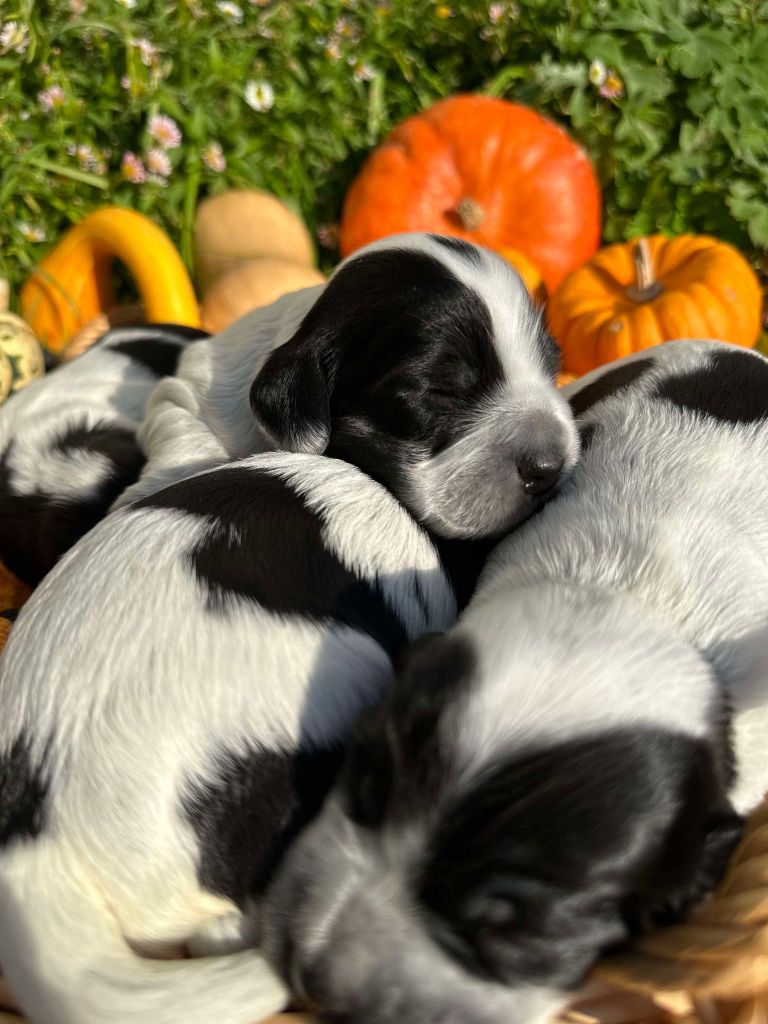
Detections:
408,477,548,541
417,497,540,541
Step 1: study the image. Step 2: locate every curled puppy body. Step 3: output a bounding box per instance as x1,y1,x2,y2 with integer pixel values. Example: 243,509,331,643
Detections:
0,452,456,1024
264,340,768,1024
0,241,575,1024
0,324,206,584
119,233,577,603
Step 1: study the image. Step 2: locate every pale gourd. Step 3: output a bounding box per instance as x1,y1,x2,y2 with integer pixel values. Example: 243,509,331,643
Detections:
200,257,325,333
194,190,316,291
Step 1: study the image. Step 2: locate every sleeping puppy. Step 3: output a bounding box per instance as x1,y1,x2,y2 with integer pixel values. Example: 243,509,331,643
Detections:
0,238,575,1024
263,341,768,1024
118,233,576,601
0,323,206,583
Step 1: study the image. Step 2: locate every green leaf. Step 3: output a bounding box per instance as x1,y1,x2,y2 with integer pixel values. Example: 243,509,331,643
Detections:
484,64,529,98
747,207,768,247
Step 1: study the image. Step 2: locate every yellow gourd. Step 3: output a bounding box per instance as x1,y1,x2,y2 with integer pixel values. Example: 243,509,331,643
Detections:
20,207,199,353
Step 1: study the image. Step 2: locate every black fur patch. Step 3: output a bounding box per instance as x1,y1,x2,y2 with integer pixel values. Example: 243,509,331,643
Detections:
653,349,768,425
251,247,504,468
342,634,476,829
0,422,145,584
579,421,598,453
135,466,409,656
183,745,344,904
432,534,499,611
430,235,484,266
0,734,49,847
105,323,208,378
55,421,144,464
568,358,655,419
419,728,741,990
111,339,185,378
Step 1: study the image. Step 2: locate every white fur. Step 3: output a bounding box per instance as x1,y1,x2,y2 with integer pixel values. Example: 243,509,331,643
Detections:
0,452,455,1024
476,339,768,813
116,288,323,506
0,335,161,503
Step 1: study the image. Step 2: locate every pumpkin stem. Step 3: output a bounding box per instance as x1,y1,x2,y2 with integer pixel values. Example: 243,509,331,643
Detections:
625,238,663,303
454,197,485,232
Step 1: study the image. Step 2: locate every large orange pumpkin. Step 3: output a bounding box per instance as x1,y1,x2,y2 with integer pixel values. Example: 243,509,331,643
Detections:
548,235,763,376
339,95,602,293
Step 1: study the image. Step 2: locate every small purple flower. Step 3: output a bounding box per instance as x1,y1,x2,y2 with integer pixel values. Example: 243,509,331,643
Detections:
599,70,624,99
488,2,505,23
202,142,226,173
133,36,158,66
68,143,100,170
148,113,182,149
146,148,172,177
353,63,376,82
325,37,342,60
38,85,66,111
121,151,146,183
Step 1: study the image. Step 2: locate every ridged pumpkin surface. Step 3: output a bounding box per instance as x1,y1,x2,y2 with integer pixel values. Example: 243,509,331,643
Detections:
339,95,601,293
548,234,762,376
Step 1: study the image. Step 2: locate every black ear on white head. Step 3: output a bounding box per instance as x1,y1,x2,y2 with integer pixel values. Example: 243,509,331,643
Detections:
632,804,744,929
249,324,336,454
341,634,475,829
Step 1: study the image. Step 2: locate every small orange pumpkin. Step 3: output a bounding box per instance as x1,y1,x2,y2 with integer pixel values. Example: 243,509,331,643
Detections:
340,95,602,293
548,235,763,376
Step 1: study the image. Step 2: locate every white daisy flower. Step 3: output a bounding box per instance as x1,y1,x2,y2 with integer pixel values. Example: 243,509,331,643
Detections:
0,20,30,55
588,59,607,86
18,223,47,243
216,1,244,22
244,79,274,112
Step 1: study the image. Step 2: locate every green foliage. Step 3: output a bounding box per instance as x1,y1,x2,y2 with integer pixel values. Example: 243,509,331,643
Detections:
1,0,767,306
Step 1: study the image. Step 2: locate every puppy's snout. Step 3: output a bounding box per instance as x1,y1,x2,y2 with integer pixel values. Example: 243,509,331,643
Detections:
517,453,565,496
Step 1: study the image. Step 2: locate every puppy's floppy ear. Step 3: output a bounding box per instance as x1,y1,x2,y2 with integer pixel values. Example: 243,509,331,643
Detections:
341,634,475,828
249,322,338,455
639,804,744,928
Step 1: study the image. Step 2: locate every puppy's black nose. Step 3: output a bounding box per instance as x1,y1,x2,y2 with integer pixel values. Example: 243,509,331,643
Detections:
518,455,564,496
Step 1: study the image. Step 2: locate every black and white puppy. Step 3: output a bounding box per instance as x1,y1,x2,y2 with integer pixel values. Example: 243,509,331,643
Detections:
0,323,206,583
263,341,768,1024
118,233,576,599
0,236,575,1024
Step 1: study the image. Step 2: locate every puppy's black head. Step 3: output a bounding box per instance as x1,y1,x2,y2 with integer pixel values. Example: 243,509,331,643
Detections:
264,631,742,1024
418,729,742,990
250,235,578,540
